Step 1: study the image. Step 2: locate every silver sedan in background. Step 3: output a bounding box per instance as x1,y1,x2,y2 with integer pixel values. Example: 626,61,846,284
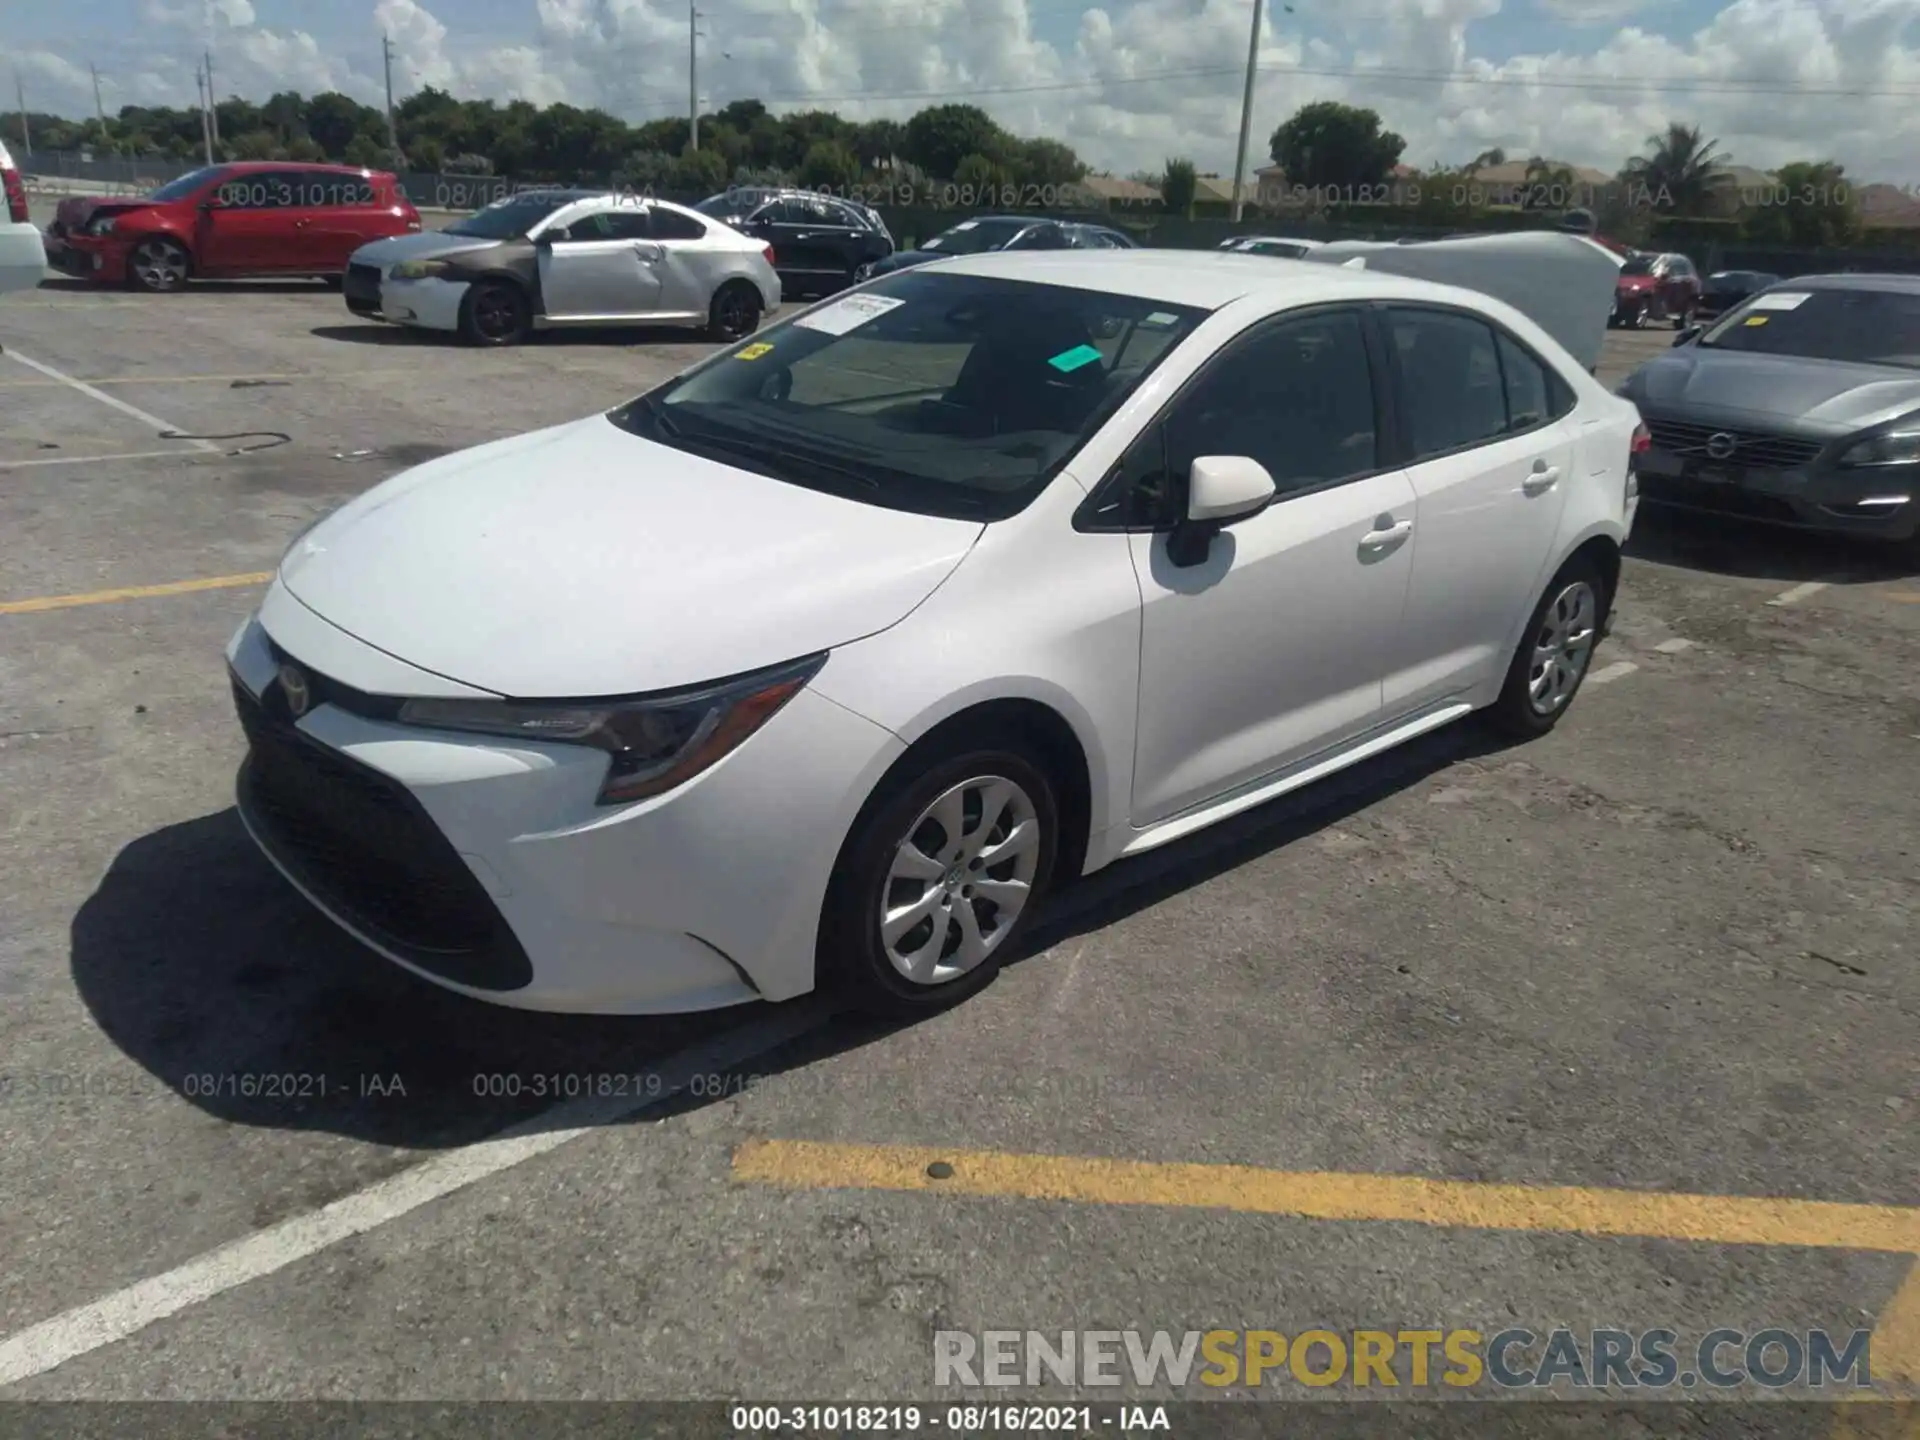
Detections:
345,191,783,346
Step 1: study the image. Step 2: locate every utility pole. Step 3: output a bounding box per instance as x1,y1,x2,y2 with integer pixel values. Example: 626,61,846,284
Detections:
12,73,28,156
204,49,219,153
91,63,109,138
1228,0,1266,222
382,34,401,158
195,64,214,165
688,0,699,150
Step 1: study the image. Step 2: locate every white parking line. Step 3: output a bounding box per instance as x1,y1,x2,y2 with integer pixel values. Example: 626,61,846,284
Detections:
2,348,220,454
0,1000,830,1389
0,448,206,471
1768,580,1829,607
1586,660,1639,686
1653,638,1696,654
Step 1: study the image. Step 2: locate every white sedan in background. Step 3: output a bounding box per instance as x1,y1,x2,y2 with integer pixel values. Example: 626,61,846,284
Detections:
344,189,782,345
227,241,1643,1017
0,140,47,295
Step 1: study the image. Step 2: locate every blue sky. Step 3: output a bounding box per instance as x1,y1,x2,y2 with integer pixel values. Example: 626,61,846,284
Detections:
14,0,1920,182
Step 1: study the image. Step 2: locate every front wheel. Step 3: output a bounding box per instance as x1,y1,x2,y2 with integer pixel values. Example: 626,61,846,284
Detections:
458,280,531,346
708,281,762,341
1486,557,1609,740
820,742,1060,1016
126,237,191,293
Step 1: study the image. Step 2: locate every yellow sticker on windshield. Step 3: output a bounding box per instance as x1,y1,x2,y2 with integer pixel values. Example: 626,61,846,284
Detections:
1744,316,1769,326
736,342,774,360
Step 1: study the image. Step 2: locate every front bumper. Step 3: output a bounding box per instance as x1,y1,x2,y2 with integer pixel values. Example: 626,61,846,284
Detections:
45,232,127,282
1634,442,1920,541
225,590,903,1013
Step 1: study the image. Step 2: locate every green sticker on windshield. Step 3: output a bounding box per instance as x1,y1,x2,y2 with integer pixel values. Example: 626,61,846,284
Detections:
1049,343,1103,373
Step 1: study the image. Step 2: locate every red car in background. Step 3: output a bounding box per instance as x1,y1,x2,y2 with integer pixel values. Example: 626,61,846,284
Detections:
1610,250,1703,329
46,161,420,292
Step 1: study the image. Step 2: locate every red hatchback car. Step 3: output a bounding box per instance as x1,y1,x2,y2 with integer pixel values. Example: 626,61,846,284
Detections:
47,161,421,292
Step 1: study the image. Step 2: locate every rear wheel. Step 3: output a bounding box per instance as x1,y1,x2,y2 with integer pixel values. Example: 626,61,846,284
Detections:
1486,556,1609,740
126,237,190,293
707,281,762,341
820,739,1060,1017
458,280,531,346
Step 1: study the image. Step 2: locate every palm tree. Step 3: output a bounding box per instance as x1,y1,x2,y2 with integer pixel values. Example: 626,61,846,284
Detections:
1523,155,1578,209
1621,122,1730,214
1469,147,1506,172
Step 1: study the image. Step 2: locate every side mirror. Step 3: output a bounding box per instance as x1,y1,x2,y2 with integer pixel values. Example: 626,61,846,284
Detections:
1673,325,1701,347
1168,456,1276,567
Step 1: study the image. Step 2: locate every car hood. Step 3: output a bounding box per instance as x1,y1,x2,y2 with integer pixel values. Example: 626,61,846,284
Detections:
874,249,947,273
278,414,985,697
1624,349,1920,430
349,230,504,267
54,198,157,232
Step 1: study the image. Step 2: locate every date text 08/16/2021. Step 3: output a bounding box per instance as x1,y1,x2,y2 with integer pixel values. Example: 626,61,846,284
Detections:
729,1404,1171,1433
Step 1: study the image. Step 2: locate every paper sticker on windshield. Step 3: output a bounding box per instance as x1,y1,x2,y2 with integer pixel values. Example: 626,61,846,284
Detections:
1141,311,1178,327
793,293,905,336
735,342,774,360
1744,315,1770,327
1748,292,1809,311
1049,344,1104,373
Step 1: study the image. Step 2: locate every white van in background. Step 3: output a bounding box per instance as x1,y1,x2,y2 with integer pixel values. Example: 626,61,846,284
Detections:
0,140,47,295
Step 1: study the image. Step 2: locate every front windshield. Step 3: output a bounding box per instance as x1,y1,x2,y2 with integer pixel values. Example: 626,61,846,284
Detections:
149,166,226,203
1699,287,1920,369
1620,256,1657,276
444,193,579,239
923,220,1028,255
609,270,1207,520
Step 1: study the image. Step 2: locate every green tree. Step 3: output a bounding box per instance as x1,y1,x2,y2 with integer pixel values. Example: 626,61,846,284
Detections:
798,140,862,191
227,129,281,161
1268,102,1405,189
306,91,375,158
903,104,1004,181
1741,160,1858,247
671,145,728,195
1161,157,1198,217
953,152,1013,202
1620,122,1730,216
1522,156,1577,210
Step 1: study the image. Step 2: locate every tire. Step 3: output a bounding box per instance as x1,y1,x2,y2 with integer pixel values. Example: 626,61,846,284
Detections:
458,279,531,347
1672,304,1691,330
1485,555,1610,740
126,237,191,293
707,281,762,341
819,737,1061,1017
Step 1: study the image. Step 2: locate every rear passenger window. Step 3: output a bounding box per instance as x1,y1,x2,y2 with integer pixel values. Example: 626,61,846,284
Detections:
1495,332,1553,431
649,208,708,241
1387,309,1508,459
599,209,653,240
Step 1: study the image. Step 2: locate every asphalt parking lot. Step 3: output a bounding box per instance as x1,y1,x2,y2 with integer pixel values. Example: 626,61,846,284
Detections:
0,253,1916,1428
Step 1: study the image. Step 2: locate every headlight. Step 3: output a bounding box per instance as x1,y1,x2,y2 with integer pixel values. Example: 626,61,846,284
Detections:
394,652,827,805
390,259,451,281
1839,426,1920,468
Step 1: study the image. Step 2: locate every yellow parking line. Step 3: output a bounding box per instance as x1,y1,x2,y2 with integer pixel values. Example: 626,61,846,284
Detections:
1884,593,1920,605
0,571,272,615
733,1140,1920,1385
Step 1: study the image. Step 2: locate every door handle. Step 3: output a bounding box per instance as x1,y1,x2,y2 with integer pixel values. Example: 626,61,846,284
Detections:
1360,517,1413,549
632,242,662,260
1523,463,1561,495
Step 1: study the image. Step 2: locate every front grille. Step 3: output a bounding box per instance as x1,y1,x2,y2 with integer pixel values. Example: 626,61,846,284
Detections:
1644,417,1824,472
343,261,383,311
1638,474,1802,524
233,676,532,991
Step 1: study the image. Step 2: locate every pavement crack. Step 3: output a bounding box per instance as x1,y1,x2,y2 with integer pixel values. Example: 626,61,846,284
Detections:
1805,950,1869,977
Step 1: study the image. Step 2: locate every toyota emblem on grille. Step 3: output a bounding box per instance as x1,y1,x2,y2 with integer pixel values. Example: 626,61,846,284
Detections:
278,662,312,718
1705,432,1739,460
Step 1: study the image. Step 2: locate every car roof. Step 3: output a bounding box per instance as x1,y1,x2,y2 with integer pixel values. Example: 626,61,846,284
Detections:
1765,272,1920,294
212,161,389,177
920,247,1492,312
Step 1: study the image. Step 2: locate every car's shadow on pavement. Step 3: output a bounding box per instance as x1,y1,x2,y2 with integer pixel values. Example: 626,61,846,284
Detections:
36,277,336,296
308,323,722,348
69,807,901,1149
1014,715,1521,964
73,717,1517,1150
1627,506,1917,584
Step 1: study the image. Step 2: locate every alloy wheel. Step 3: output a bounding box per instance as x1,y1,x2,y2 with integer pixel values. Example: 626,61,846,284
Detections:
1528,580,1598,716
880,775,1041,986
473,286,520,341
131,240,187,291
716,288,757,338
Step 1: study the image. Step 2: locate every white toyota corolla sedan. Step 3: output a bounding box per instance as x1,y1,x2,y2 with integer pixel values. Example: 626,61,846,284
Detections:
226,245,1645,1016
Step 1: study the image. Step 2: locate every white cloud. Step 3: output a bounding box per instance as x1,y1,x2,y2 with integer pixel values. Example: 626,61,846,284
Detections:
20,0,1920,184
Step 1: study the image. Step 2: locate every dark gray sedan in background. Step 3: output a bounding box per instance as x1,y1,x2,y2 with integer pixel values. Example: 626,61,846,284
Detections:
1619,273,1920,547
